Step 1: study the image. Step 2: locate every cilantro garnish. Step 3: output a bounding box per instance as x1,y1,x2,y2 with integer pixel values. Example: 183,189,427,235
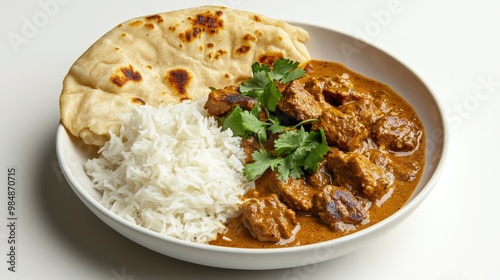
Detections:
221,106,268,143
243,149,282,180
244,127,329,181
215,58,329,181
239,58,305,112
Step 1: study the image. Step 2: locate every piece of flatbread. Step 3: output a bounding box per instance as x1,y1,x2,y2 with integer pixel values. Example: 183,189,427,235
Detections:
60,6,310,146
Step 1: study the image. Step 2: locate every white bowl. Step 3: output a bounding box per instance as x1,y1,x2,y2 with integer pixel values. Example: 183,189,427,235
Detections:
56,22,447,270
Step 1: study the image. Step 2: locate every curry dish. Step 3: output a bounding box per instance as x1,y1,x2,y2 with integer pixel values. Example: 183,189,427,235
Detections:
206,60,425,248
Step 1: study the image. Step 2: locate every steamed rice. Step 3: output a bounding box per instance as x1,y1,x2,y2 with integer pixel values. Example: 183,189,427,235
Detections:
84,98,251,243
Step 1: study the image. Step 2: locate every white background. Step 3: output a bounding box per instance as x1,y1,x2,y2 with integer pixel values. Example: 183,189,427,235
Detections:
1,0,499,279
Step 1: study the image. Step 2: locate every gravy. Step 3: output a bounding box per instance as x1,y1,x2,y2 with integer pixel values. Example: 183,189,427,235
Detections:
209,60,425,248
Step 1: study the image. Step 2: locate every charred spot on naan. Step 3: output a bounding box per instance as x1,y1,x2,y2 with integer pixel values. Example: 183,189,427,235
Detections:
252,15,262,22
145,14,164,24
243,33,257,42
132,97,146,105
259,52,285,66
236,45,251,55
128,15,164,30
110,65,142,87
128,20,143,27
207,49,228,60
165,68,193,101
144,23,155,30
179,10,224,43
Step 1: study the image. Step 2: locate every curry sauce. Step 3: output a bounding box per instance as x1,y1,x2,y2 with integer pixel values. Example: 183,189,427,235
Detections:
209,60,425,248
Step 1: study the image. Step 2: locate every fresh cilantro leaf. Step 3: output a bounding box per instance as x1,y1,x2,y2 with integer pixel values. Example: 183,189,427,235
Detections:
239,70,269,98
261,81,282,112
243,149,282,180
268,123,286,134
277,146,309,180
303,129,330,173
269,59,304,83
250,103,262,119
221,106,245,135
272,127,329,181
251,62,271,74
240,58,305,113
266,115,286,134
222,106,267,139
269,59,298,80
275,126,315,156
276,156,293,181
281,68,306,84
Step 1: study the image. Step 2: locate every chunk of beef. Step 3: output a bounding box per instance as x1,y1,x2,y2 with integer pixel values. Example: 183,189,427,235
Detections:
306,160,333,190
304,75,367,107
302,77,333,109
240,194,298,243
204,86,257,116
257,170,315,212
277,80,323,121
313,185,369,232
365,149,421,182
372,115,422,152
241,136,259,164
313,107,368,151
338,98,381,128
326,149,394,201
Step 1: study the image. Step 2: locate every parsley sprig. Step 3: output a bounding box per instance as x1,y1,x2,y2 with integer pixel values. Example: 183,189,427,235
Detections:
219,58,329,181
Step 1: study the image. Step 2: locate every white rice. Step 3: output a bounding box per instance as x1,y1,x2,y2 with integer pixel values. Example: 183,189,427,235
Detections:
84,98,251,244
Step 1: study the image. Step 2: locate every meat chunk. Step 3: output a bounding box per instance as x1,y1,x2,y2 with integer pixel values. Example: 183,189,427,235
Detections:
306,160,333,189
313,107,368,151
204,86,257,116
365,149,421,182
338,98,381,128
257,170,315,212
277,80,323,121
372,115,422,152
240,194,298,243
241,136,259,164
326,149,394,201
314,185,368,232
304,75,367,106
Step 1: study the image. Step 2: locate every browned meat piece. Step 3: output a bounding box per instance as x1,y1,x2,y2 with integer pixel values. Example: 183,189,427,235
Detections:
277,80,323,121
240,194,298,242
304,76,367,106
326,149,394,201
204,86,257,116
302,76,332,109
372,115,422,152
257,170,315,212
314,185,368,232
365,149,421,182
306,160,333,189
241,136,259,164
313,107,368,151
338,98,381,128
365,149,393,170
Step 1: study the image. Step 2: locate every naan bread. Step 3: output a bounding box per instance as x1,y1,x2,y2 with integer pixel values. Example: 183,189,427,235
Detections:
60,6,310,146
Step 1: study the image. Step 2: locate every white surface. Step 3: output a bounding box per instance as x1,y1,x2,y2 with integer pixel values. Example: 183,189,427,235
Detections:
54,21,446,270
1,0,498,279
